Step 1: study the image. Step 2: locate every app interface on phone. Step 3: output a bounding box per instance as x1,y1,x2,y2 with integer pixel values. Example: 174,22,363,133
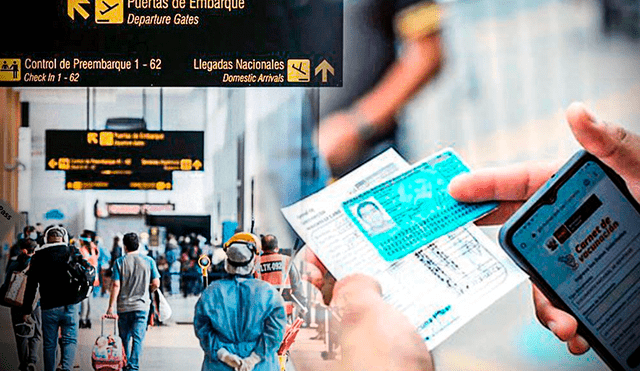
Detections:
513,161,640,370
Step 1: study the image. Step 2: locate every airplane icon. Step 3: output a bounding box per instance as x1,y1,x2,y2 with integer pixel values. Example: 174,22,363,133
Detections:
95,0,123,24
291,63,305,74
100,0,119,15
286,59,311,82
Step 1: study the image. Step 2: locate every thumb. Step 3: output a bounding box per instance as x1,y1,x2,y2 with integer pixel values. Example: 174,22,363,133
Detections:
566,102,640,200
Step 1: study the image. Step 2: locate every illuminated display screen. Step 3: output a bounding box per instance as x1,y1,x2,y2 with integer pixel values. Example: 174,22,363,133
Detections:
45,130,204,173
46,130,202,190
0,0,342,87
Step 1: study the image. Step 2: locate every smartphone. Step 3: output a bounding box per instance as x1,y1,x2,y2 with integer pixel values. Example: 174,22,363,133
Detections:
499,150,640,371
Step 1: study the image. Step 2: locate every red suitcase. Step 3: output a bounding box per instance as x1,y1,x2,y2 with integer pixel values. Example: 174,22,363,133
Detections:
91,315,127,371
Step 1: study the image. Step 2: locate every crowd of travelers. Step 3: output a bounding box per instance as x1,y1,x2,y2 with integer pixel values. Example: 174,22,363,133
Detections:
1,224,308,371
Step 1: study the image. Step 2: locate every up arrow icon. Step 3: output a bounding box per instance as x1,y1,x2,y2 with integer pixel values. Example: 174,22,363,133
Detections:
314,60,334,83
68,0,91,21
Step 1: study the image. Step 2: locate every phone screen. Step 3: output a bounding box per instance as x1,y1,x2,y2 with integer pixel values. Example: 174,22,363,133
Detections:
511,160,640,370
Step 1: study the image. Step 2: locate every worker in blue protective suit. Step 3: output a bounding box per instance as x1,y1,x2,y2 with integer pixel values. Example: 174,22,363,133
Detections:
194,232,286,371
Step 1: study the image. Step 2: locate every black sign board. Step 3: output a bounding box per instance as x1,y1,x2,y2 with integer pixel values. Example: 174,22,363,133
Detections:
0,0,342,87
65,170,173,190
46,130,204,173
146,214,211,241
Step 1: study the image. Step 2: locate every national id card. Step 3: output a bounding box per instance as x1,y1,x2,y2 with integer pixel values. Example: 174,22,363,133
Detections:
342,149,497,261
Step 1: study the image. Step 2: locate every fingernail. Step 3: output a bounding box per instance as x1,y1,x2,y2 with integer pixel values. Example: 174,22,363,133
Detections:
569,101,597,123
584,107,597,123
447,174,465,192
576,335,590,349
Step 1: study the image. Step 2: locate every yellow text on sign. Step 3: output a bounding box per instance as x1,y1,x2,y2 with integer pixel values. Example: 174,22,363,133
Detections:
287,59,310,82
0,59,21,82
96,0,124,24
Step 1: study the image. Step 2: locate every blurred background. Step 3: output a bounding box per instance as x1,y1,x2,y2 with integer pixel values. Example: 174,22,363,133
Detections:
1,0,639,370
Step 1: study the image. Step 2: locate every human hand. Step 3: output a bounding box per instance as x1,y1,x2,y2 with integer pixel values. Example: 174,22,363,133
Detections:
105,308,117,319
238,352,260,371
299,244,433,370
330,274,434,371
448,102,640,354
217,348,243,369
318,111,371,178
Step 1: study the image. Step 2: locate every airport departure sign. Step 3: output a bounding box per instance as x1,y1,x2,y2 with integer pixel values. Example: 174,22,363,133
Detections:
0,0,342,87
46,130,203,190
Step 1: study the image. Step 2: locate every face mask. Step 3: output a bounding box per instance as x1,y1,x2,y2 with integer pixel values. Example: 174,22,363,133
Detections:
29,233,38,240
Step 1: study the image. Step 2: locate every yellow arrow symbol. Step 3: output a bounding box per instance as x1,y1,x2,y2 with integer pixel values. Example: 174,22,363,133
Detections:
314,60,334,83
193,160,202,170
68,0,91,21
48,159,58,169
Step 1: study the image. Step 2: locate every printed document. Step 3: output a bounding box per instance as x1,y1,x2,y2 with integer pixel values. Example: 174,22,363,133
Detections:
282,148,527,348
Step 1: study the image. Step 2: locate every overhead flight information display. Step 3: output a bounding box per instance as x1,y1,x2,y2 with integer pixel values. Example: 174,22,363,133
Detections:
46,130,203,190
0,0,342,87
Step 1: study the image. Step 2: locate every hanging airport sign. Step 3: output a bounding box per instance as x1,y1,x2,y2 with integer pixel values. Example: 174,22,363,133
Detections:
65,170,174,190
0,0,342,87
45,130,204,174
106,202,176,215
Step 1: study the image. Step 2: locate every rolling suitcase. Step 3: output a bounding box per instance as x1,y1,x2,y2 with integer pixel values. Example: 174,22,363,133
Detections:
92,315,127,371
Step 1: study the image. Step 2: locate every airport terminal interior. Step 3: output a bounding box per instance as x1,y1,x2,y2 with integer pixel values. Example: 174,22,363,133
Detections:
2,0,640,370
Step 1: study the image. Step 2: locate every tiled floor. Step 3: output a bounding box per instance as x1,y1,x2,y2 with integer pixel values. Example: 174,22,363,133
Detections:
0,294,341,371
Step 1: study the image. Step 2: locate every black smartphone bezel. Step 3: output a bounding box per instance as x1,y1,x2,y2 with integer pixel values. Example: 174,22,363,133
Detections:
499,150,640,371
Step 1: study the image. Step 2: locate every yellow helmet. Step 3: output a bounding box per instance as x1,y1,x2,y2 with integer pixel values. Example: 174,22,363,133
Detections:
223,232,262,255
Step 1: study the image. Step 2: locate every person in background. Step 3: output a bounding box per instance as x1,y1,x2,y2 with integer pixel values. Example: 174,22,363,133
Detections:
2,238,41,371
23,226,81,371
155,254,169,293
319,0,443,177
180,245,201,297
78,233,99,329
106,232,160,371
110,235,123,271
193,232,286,371
34,223,45,246
7,226,38,268
97,236,111,297
256,234,306,323
165,234,180,295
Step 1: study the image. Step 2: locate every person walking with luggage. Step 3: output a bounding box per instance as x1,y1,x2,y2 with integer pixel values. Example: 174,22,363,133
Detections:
2,238,41,371
106,232,160,371
22,226,86,371
194,232,286,371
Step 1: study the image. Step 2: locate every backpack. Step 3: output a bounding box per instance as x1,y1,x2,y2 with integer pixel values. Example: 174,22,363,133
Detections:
66,246,97,304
